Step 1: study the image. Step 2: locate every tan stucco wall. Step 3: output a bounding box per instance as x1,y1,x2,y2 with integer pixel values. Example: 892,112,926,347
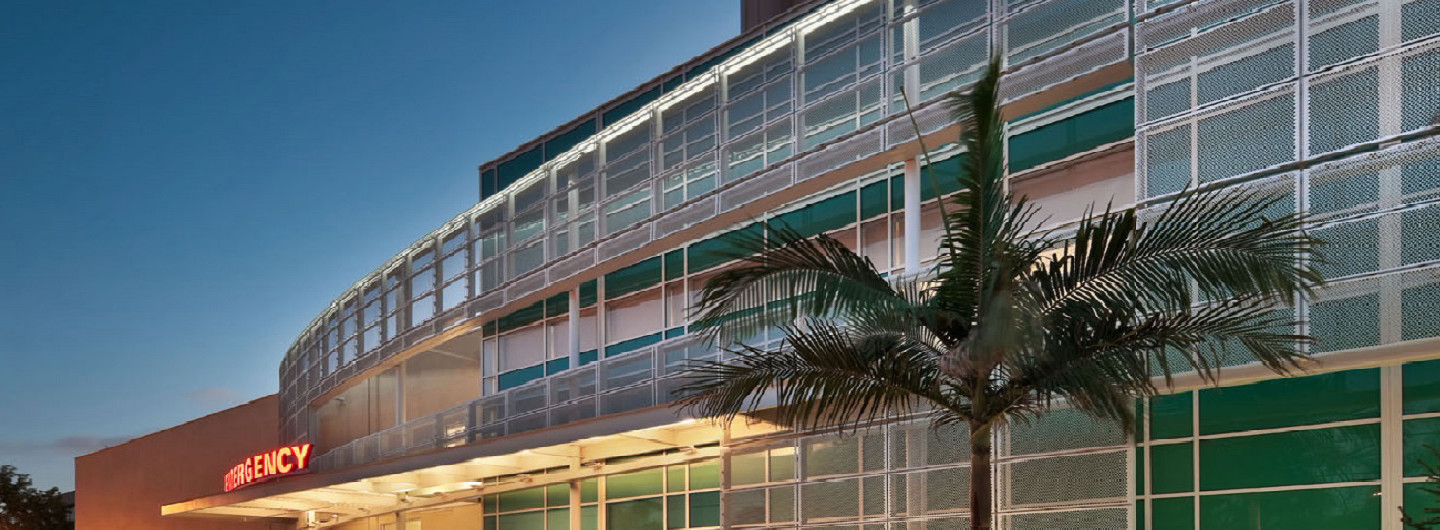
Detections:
75,395,290,530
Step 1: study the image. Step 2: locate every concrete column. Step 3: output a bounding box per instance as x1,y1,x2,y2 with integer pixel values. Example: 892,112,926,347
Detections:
569,288,581,368
904,158,922,274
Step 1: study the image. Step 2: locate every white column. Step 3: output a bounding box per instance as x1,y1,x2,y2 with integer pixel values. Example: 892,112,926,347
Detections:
568,288,581,368
904,158,922,275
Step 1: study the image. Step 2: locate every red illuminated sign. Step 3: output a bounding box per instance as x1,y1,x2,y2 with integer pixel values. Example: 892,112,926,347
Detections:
223,444,312,492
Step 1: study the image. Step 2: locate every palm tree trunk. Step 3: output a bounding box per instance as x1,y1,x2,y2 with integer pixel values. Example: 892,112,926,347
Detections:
970,424,993,530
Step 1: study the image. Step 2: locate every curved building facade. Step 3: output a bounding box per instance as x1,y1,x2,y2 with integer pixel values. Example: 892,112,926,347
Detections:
149,0,1440,528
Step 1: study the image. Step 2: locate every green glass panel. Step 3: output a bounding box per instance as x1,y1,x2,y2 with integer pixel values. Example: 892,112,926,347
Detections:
500,487,547,512
1150,393,1193,440
860,180,888,219
604,332,662,357
688,223,762,274
1198,486,1380,530
666,495,686,529
1199,424,1381,491
498,301,546,333
603,86,660,126
667,466,686,493
547,483,569,506
889,176,904,211
1198,369,1380,435
690,459,721,489
485,495,499,513
545,293,569,318
581,478,598,503
547,508,570,530
498,511,545,528
774,192,856,239
663,250,685,281
1008,98,1135,173
579,280,598,308
1152,442,1194,494
581,505,597,530
770,448,796,481
485,515,498,530
607,468,665,499
1152,497,1194,530
1406,359,1440,414
731,451,766,486
1405,482,1440,525
605,256,663,299
606,497,664,530
1404,417,1440,477
920,154,965,201
690,491,721,527
1135,447,1145,496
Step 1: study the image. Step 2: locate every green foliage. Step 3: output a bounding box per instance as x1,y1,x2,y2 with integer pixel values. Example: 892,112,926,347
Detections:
678,55,1321,530
0,465,71,530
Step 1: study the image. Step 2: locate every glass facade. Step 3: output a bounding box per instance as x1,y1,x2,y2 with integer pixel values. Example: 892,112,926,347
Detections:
229,0,1440,528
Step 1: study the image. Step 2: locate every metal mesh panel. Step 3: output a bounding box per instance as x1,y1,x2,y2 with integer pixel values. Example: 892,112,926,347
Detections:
1003,0,1126,64
1003,507,1129,529
801,478,863,523
1004,408,1127,456
1307,64,1380,156
1138,2,1296,124
1003,31,1129,102
1000,450,1128,508
1401,42,1440,133
1195,88,1297,184
1137,0,1289,52
1401,268,1440,341
1308,10,1379,71
1311,277,1384,352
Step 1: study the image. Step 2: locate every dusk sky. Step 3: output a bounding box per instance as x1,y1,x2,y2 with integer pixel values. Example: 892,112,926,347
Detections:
0,0,738,491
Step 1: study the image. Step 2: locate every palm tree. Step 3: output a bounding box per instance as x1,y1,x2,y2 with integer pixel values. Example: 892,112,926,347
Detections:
677,57,1322,530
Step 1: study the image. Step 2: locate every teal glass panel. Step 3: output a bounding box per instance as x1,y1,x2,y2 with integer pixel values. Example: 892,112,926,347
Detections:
1150,393,1193,439
603,86,660,126
498,364,545,391
1403,417,1440,477
1199,424,1381,491
663,250,685,281
667,466,686,493
581,505,598,530
498,511,544,528
605,257,663,299
919,154,965,201
545,358,570,375
1152,497,1194,530
666,494,685,529
1407,360,1440,414
688,223,763,274
1008,98,1135,173
860,180,888,218
497,146,543,195
1198,486,1380,530
547,508,570,530
774,192,856,239
607,468,665,499
579,280,598,308
606,497,664,530
499,487,547,512
578,349,598,367
605,332,662,357
690,459,721,489
690,491,721,527
1152,442,1194,494
581,478,598,503
1198,369,1380,435
664,326,685,339
547,483,569,506
544,119,598,161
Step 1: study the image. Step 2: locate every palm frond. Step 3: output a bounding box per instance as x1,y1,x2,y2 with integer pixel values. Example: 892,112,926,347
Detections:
690,222,902,346
677,319,956,432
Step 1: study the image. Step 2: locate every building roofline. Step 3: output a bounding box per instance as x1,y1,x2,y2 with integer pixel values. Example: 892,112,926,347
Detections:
74,394,277,461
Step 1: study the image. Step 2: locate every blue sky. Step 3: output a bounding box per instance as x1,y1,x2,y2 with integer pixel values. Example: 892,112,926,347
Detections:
0,0,738,491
